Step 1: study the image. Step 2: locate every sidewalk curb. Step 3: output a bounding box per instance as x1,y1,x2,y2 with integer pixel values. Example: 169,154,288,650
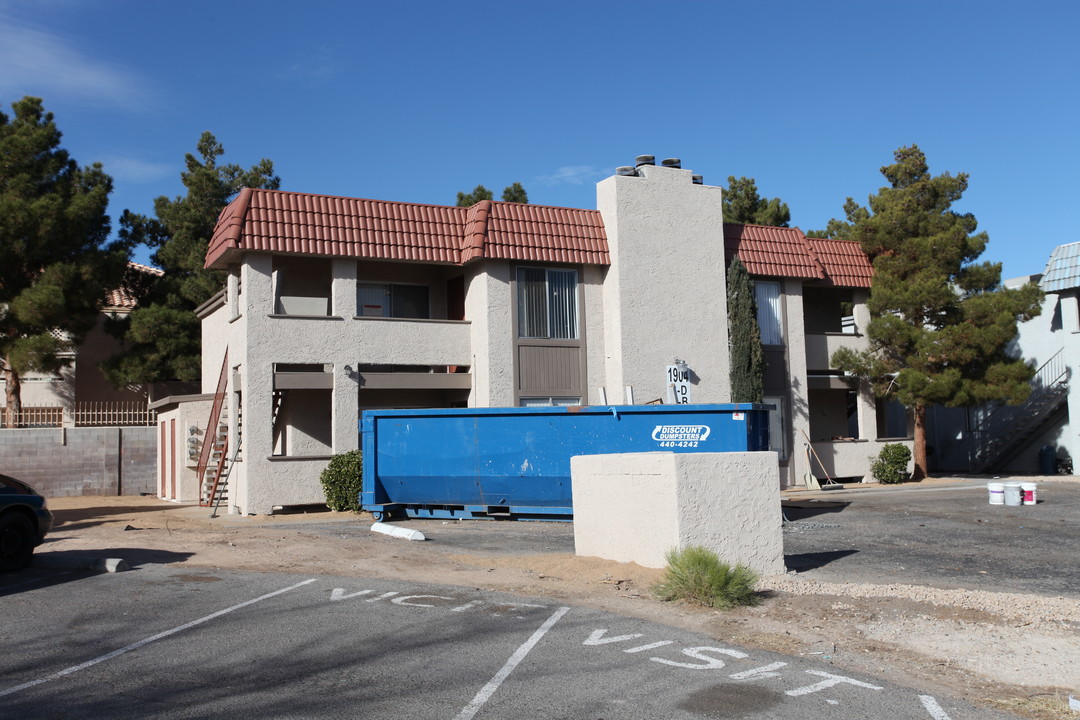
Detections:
370,523,426,542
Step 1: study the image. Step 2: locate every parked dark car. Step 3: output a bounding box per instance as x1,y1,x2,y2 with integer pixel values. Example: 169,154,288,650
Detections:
0,473,53,571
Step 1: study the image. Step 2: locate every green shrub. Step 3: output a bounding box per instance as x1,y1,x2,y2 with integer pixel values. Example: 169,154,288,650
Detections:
320,450,362,512
652,545,761,609
871,443,912,484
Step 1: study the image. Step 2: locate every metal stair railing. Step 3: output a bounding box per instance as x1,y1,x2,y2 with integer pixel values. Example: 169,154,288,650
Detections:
970,349,1069,471
197,352,230,507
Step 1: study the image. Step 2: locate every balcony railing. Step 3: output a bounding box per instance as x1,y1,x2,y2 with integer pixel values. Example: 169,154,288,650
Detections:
804,332,867,369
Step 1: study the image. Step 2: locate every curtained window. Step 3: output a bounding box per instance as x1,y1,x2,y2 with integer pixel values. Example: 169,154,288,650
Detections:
517,268,578,339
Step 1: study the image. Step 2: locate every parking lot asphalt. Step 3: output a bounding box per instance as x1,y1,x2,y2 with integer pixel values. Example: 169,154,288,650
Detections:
781,476,1080,597
0,566,1016,720
34,476,1077,602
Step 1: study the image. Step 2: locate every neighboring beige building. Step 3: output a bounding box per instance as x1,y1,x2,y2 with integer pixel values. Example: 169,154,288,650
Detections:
171,159,911,515
1,262,162,428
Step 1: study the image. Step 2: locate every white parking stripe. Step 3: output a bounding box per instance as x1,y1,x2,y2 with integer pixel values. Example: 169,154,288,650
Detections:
0,577,318,698
454,606,570,720
919,694,953,719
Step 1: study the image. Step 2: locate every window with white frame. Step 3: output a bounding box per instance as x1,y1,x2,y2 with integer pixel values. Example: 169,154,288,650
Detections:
755,281,783,345
517,268,578,339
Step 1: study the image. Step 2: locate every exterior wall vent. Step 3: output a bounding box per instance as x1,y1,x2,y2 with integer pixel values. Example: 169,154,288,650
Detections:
635,155,655,167
661,158,681,168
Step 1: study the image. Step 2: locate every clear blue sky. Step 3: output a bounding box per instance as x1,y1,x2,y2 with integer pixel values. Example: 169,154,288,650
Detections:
2,0,1076,280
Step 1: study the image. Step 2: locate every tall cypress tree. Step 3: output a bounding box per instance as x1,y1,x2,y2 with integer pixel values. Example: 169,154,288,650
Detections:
727,256,764,403
829,146,1043,478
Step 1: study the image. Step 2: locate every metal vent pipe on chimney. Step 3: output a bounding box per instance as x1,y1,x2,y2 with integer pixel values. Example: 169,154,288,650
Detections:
661,158,681,168
635,155,655,167
616,166,636,176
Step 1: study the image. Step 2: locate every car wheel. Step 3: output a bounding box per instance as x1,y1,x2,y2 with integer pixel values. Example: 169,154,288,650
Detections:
0,512,35,572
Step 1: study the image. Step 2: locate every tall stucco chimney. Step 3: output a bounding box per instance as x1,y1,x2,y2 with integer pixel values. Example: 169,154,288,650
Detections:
595,161,730,403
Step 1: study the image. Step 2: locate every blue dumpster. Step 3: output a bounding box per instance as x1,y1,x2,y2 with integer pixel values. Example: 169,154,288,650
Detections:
360,404,770,521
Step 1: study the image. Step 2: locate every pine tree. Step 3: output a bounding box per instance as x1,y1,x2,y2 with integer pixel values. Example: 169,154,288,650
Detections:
501,182,528,203
104,132,278,385
828,146,1043,478
0,97,129,425
456,184,493,207
722,176,790,227
456,183,529,206
727,257,764,403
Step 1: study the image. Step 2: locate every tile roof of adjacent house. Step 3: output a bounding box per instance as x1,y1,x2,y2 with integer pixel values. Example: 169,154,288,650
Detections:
1040,242,1080,292
103,262,164,310
205,189,609,269
723,224,873,287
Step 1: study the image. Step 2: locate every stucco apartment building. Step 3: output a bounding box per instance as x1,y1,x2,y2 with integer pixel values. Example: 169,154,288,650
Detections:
157,159,911,515
1,262,163,426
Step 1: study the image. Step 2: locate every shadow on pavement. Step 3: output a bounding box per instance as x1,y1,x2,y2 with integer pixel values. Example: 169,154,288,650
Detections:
785,549,859,572
781,501,848,520
51,503,188,532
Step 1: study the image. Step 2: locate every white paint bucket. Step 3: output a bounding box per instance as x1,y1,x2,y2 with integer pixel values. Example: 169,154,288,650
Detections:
987,482,1004,505
1021,482,1037,505
1003,482,1022,506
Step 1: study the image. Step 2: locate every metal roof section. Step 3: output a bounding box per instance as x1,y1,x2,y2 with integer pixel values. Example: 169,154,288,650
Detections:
206,188,608,269
1040,242,1080,292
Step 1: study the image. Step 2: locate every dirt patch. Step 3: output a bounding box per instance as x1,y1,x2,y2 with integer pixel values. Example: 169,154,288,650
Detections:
38,495,1080,720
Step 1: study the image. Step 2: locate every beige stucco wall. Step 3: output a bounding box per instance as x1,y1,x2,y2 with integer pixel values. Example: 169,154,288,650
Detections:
153,397,213,503
810,438,914,482
783,279,810,489
202,253,475,514
572,451,785,576
597,165,730,404
582,265,608,404
465,261,514,407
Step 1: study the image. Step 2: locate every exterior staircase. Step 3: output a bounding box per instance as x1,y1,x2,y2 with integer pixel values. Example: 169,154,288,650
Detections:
970,349,1069,473
197,354,239,509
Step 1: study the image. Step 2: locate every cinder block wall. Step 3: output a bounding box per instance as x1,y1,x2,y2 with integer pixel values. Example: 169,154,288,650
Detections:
0,427,157,496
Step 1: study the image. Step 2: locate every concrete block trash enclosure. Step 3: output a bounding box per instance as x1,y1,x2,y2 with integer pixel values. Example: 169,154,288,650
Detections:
360,404,771,521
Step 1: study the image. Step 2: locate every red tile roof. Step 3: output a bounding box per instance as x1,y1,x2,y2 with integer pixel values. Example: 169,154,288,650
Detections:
104,262,163,310
206,189,609,269
206,190,870,287
723,223,872,288
806,237,874,288
723,223,824,281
